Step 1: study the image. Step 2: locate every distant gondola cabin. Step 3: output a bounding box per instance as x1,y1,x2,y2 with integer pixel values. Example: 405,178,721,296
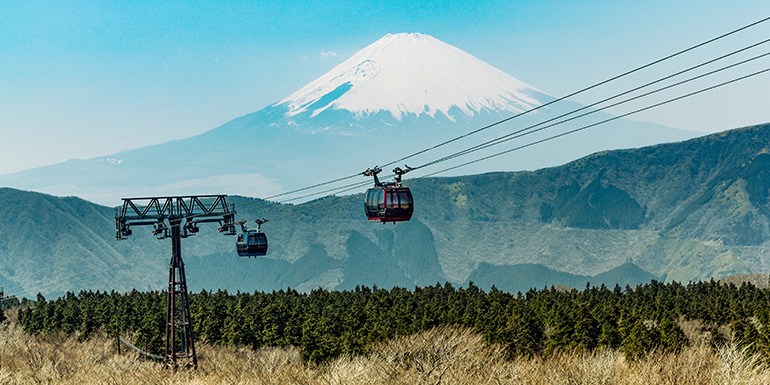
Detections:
236,231,268,257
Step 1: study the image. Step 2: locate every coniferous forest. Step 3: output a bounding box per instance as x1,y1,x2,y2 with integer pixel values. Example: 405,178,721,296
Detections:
13,279,770,364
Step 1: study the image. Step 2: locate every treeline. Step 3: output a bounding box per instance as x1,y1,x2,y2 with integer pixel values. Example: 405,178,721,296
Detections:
15,279,770,362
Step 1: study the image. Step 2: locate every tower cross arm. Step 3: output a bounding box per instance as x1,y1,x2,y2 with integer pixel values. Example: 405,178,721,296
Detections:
115,195,237,240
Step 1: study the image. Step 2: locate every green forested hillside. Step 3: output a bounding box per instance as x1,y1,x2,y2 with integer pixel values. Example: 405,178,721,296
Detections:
1,123,770,297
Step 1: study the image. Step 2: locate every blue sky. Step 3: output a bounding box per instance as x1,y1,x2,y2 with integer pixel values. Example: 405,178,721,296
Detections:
1,0,769,175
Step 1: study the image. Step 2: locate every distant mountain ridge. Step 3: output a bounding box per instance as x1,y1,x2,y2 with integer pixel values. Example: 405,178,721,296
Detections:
466,262,658,293
0,123,768,298
0,32,698,205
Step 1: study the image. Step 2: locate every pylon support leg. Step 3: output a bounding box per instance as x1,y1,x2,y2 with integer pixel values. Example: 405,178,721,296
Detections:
164,221,197,369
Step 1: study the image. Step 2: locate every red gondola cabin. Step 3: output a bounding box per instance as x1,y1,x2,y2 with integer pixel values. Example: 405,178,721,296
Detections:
364,185,414,223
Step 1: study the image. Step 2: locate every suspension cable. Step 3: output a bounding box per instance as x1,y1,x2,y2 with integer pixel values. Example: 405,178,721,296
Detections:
414,50,770,170
231,42,770,216
376,16,770,169
412,67,770,180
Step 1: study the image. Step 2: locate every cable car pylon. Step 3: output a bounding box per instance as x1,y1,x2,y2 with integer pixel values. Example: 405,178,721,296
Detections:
115,195,237,370
363,165,414,223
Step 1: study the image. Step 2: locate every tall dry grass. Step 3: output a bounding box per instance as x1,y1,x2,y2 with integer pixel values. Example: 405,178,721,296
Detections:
1,314,770,385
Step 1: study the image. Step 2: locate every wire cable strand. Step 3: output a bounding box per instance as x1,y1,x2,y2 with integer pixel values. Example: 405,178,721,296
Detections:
415,50,770,170
376,16,770,170
234,66,770,227
411,67,770,180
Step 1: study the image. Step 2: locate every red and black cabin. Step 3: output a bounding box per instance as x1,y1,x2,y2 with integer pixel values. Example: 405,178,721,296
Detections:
362,165,414,224
364,185,414,223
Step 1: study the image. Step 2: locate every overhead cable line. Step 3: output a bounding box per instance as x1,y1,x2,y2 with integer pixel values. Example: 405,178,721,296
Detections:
414,49,770,170
184,179,375,227
119,336,164,361
251,65,770,225
268,179,374,205
411,67,770,180
259,173,362,202
376,16,770,170
242,174,397,220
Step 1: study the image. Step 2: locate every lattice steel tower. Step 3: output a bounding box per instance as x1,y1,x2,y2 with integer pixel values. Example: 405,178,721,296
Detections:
116,195,236,369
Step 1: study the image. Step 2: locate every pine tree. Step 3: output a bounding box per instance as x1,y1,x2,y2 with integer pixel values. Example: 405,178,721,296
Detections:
505,303,544,357
300,317,330,363
621,319,647,360
757,313,770,359
659,317,688,353
571,304,600,351
621,319,660,361
597,321,621,349
731,318,747,346
741,321,761,356
545,306,574,355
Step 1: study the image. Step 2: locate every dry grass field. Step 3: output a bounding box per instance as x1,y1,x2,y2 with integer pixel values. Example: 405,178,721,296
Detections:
2,309,770,385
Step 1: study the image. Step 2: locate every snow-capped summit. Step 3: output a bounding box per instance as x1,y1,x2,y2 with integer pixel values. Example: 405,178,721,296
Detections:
279,33,543,121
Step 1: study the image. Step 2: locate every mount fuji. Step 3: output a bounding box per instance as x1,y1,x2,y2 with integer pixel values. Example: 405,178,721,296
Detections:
0,33,699,205
277,33,542,131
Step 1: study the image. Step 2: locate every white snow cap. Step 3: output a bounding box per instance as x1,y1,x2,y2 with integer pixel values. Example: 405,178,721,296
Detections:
280,33,543,121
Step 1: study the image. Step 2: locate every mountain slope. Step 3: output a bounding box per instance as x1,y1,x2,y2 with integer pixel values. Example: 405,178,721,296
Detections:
0,123,768,298
0,188,161,297
0,33,698,205
465,262,659,293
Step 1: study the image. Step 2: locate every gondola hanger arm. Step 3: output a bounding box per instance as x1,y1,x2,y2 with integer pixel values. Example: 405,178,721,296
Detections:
363,166,383,187
254,218,268,231
393,165,413,185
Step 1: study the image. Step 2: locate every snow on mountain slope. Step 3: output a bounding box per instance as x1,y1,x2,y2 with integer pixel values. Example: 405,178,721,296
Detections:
279,33,544,121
